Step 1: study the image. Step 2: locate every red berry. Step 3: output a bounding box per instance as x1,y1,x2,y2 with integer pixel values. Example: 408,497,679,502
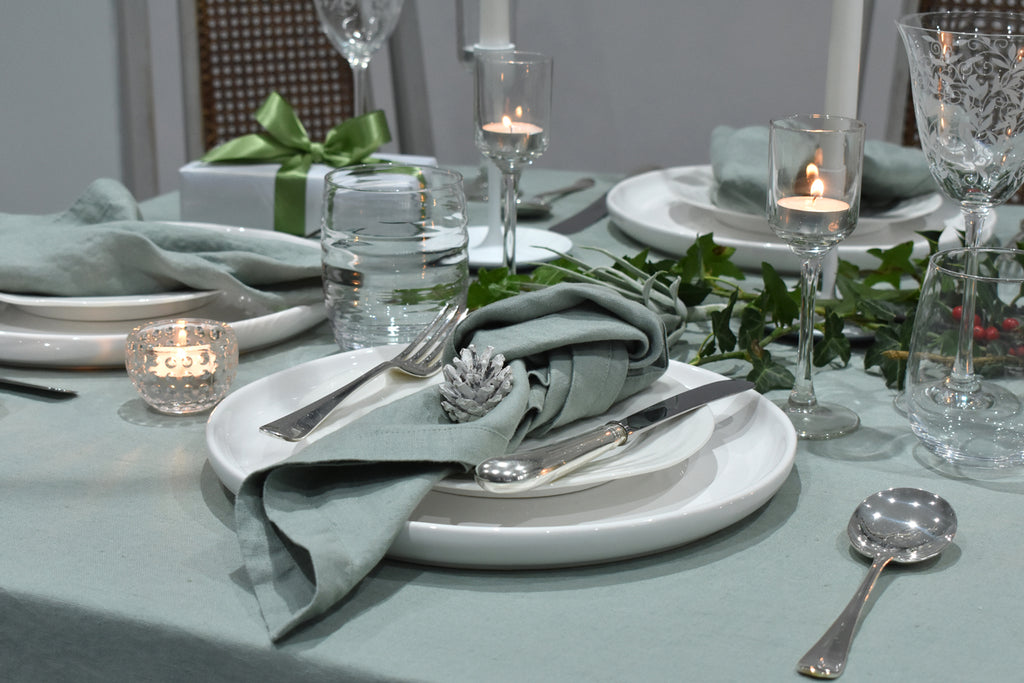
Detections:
1018,345,1024,356
1003,317,1020,332
974,325,986,341
953,306,982,326
1011,347,1019,356
985,326,1000,341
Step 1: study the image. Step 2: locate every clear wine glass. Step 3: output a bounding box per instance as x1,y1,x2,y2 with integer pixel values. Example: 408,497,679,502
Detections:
313,0,406,117
473,51,552,273
768,114,866,440
898,11,1024,409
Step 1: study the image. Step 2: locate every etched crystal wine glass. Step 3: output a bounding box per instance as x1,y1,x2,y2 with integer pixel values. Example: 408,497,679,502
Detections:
767,114,866,439
313,0,406,117
474,51,552,273
898,11,1024,409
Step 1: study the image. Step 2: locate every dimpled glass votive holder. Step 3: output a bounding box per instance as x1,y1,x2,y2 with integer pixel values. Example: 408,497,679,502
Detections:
125,318,238,414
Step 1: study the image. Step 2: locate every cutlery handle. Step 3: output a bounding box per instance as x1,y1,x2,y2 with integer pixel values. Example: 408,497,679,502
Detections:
259,360,392,441
796,555,893,679
474,422,628,494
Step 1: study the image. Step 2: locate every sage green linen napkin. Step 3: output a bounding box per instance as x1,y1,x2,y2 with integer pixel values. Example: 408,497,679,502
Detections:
709,125,937,215
235,283,669,640
0,178,321,311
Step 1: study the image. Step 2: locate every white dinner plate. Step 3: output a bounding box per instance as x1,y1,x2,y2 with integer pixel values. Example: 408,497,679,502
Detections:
667,165,943,236
467,225,572,269
0,290,220,322
206,350,796,569
607,167,954,273
206,346,717,499
0,222,325,367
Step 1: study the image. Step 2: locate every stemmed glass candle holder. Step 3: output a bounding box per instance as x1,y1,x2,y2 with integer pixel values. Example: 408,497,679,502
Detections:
474,50,552,273
313,0,406,117
768,114,866,439
898,11,1024,410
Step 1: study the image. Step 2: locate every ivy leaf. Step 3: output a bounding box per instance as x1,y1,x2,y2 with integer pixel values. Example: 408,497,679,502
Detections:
746,350,795,392
738,292,770,351
864,314,915,388
466,267,533,308
813,311,851,367
760,262,799,327
709,290,738,353
865,241,918,287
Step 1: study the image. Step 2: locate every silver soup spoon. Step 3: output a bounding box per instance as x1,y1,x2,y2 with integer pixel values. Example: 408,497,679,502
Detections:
797,487,957,679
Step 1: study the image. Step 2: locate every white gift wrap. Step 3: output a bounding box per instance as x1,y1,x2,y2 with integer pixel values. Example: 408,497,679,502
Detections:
179,153,438,236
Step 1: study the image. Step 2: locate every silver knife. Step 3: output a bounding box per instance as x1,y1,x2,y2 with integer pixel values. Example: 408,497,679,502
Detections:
474,378,754,494
547,192,608,234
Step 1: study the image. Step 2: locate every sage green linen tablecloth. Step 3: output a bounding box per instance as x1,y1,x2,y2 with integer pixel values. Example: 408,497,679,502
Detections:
4,169,1024,681
237,284,668,640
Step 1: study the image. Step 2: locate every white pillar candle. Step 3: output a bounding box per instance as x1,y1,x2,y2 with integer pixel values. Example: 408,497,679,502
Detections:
478,0,512,49
824,0,864,118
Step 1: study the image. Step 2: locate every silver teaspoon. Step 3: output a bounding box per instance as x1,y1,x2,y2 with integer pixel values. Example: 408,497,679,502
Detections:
797,487,957,679
516,177,595,219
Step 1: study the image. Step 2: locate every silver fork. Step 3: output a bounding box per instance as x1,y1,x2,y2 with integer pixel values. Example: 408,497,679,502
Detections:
259,303,467,441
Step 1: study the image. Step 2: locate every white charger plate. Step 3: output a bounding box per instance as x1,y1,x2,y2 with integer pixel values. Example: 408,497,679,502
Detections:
0,290,221,322
206,350,796,569
0,222,325,367
668,165,943,236
206,346,716,499
607,167,954,273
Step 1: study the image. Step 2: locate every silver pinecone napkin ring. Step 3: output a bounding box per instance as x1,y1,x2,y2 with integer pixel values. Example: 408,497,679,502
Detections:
440,345,513,423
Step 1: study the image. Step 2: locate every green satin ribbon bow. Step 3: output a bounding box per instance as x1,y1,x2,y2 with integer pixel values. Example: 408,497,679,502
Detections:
201,92,391,235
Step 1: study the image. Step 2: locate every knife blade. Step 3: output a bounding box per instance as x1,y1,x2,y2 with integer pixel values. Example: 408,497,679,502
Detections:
474,378,754,494
0,377,78,399
547,192,608,234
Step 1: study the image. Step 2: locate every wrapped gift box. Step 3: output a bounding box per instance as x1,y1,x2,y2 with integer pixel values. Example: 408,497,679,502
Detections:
179,153,438,236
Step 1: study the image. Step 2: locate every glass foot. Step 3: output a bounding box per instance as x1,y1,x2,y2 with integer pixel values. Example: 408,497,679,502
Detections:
774,399,860,440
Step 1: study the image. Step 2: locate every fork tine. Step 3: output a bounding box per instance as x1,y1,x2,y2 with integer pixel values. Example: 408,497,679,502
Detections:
404,305,466,366
398,303,458,359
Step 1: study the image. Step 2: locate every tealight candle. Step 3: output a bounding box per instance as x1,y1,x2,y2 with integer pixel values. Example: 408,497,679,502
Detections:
125,318,238,414
773,178,854,247
479,115,545,157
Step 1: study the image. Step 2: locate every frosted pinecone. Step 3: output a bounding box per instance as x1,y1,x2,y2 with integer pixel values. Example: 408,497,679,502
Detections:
439,345,514,423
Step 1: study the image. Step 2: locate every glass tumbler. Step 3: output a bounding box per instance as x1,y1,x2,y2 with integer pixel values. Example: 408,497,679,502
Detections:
321,164,469,350
906,248,1024,467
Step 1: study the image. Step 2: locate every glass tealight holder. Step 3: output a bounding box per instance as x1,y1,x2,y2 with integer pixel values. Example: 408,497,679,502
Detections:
125,318,238,415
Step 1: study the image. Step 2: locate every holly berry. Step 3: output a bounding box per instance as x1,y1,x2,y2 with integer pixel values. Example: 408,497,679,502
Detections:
974,325,986,341
985,326,1000,341
1003,317,1020,332
952,306,981,326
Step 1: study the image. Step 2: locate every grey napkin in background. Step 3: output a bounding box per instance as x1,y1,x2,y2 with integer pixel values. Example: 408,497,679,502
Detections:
709,125,937,215
235,283,669,640
0,179,321,312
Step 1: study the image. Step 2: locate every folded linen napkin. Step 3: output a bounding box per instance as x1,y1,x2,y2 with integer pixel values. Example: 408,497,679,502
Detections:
0,179,321,311
709,125,937,215
235,283,669,640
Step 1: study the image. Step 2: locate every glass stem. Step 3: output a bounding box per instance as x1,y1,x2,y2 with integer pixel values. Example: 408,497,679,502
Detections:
500,169,521,273
948,207,987,392
351,63,370,118
790,253,824,408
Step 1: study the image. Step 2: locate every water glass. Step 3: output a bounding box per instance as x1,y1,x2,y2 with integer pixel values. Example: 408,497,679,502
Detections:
906,248,1024,467
321,164,469,350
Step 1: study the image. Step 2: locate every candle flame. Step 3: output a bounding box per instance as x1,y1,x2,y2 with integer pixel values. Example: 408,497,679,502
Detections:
501,115,512,130
176,327,188,345
810,178,825,201
805,163,819,181
515,106,524,118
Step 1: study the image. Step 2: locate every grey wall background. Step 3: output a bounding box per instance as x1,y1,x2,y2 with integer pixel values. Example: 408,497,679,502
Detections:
0,0,909,214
